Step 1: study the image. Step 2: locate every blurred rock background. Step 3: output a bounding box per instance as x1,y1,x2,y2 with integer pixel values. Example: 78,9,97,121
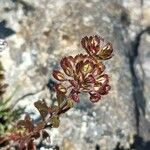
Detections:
0,0,150,150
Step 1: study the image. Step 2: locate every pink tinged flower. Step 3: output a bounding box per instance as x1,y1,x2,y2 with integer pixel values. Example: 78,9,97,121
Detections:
81,35,113,60
53,70,65,81
96,74,109,85
99,84,111,95
92,63,105,76
85,74,95,83
81,35,101,54
69,80,79,88
53,52,111,103
93,82,102,91
97,42,113,60
60,56,74,77
69,89,80,103
55,84,67,94
89,92,101,103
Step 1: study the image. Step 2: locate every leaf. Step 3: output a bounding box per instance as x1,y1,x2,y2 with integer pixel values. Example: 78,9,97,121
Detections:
24,114,34,132
59,98,74,110
65,99,74,108
35,122,46,131
59,99,74,114
17,114,34,132
34,100,49,120
51,116,60,128
56,94,64,106
48,105,59,114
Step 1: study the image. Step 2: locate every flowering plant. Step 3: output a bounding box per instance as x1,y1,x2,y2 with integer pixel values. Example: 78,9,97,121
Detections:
81,35,113,60
6,35,113,149
53,54,110,103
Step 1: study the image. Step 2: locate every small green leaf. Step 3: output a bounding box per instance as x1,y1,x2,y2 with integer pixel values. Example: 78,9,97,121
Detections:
57,93,66,108
66,99,74,108
51,116,60,128
34,100,49,120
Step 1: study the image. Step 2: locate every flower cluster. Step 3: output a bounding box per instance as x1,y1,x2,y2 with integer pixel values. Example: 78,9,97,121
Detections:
81,35,113,60
53,35,113,103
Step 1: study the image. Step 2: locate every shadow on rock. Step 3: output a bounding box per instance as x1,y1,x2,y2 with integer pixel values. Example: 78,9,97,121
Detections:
114,134,150,150
12,0,35,15
0,20,15,38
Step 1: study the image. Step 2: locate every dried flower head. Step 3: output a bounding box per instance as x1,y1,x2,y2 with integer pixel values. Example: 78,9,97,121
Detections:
53,54,110,102
81,35,113,60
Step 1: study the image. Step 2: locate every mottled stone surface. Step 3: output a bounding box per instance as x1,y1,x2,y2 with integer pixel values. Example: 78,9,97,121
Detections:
0,0,150,150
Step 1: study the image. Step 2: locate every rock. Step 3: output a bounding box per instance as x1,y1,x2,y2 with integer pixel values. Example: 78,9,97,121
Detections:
62,138,76,150
0,0,150,150
137,33,150,141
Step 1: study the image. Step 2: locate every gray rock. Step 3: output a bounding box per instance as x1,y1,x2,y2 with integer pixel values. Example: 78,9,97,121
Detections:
0,0,150,149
